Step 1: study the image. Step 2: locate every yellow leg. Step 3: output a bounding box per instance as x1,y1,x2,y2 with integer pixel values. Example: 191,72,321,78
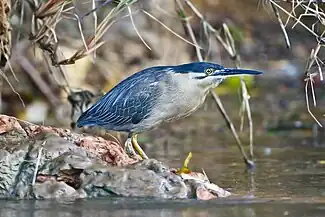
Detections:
131,134,149,160
176,152,192,174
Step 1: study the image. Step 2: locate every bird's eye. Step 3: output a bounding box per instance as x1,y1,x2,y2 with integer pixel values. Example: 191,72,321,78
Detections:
205,68,214,75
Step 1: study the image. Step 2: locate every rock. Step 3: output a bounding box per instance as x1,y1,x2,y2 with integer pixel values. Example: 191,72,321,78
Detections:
33,180,84,199
81,159,188,199
0,149,27,196
0,115,230,200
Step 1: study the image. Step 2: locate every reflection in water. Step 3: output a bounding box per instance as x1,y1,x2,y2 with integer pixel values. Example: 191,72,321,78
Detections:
1,199,325,217
1,146,325,217
247,169,256,198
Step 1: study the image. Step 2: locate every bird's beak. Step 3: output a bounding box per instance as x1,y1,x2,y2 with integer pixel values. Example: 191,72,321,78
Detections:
212,68,263,77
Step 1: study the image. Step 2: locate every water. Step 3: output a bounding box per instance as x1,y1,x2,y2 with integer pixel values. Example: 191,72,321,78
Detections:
1,198,325,217
1,145,325,217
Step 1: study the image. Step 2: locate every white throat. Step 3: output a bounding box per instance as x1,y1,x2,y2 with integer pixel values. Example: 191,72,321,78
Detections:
198,76,225,91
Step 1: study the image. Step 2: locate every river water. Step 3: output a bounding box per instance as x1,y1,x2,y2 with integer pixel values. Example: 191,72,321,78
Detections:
1,144,325,217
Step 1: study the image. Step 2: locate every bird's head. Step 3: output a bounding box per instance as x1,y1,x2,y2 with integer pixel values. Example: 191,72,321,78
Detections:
172,62,263,90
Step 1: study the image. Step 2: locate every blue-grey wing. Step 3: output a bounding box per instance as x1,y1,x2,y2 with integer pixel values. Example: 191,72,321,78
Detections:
76,69,167,132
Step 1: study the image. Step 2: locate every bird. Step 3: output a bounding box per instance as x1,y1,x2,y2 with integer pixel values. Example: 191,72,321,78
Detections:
76,62,263,160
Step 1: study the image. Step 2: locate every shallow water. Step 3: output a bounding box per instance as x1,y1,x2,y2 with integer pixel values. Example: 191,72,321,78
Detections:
1,145,325,217
1,198,325,217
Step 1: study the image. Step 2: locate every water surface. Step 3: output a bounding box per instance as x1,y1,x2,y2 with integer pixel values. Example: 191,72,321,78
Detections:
1,145,325,217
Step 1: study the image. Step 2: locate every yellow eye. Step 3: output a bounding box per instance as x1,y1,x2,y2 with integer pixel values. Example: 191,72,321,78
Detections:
205,68,214,75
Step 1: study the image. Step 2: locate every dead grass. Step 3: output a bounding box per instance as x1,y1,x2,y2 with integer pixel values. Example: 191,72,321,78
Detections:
266,0,325,126
0,0,11,68
5,0,140,126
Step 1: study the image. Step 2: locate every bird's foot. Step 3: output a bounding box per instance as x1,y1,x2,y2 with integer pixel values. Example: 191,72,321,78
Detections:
124,138,138,158
131,135,149,160
176,152,192,175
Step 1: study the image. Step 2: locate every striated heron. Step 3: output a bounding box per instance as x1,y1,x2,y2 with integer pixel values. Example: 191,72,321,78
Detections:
77,62,263,159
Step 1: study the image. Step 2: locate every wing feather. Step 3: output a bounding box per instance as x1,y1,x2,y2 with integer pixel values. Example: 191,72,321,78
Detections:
77,67,169,132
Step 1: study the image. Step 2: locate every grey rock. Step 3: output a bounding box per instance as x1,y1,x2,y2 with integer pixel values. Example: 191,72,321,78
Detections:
81,159,188,199
0,115,230,200
0,141,30,197
33,180,83,199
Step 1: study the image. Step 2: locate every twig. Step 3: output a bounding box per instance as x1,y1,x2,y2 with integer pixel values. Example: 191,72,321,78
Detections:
211,91,254,166
127,5,151,50
16,0,25,43
303,45,323,126
141,9,202,50
32,141,46,185
269,0,322,40
270,2,291,48
174,2,201,60
222,24,255,159
183,3,255,159
76,14,88,50
305,79,322,126
80,0,114,19
0,69,25,108
92,0,98,59
59,1,139,65
175,0,254,168
310,73,317,107
268,0,325,126
240,80,254,159
201,168,210,183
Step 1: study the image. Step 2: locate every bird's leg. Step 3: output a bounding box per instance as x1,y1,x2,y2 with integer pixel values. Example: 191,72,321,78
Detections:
176,152,192,174
131,134,149,160
124,135,137,157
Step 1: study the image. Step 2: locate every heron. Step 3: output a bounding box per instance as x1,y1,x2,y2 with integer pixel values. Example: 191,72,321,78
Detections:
77,62,263,160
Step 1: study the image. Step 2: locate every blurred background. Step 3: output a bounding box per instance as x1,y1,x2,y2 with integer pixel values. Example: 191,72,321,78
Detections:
2,0,325,203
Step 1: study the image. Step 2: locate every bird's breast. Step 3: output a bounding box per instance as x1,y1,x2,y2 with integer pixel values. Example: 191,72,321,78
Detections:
142,75,208,127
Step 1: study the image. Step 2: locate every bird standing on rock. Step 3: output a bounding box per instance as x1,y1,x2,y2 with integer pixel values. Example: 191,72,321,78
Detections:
77,62,263,159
